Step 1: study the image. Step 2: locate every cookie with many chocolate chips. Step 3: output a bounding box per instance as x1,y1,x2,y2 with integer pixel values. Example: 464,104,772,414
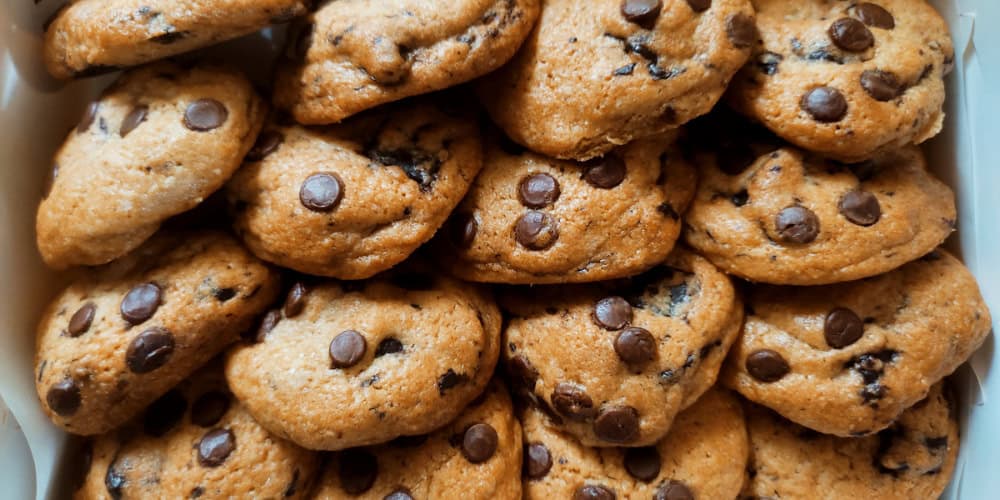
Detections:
34,231,280,435
225,266,501,450
75,361,319,500
43,0,310,79
722,249,990,437
741,382,958,500
521,388,748,499
227,99,482,280
502,248,742,446
683,142,956,285
36,62,265,269
311,380,521,499
478,0,755,160
273,0,540,124
440,132,695,284
728,0,954,162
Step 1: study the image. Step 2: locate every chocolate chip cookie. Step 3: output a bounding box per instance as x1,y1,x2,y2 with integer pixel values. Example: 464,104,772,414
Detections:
311,380,521,499
741,382,958,500
722,249,990,437
227,100,483,280
273,0,540,124
478,0,756,160
36,62,265,269
502,248,743,447
521,387,748,499
44,0,310,79
75,361,319,499
727,0,954,162
440,132,695,284
683,143,956,285
225,267,502,450
35,231,281,435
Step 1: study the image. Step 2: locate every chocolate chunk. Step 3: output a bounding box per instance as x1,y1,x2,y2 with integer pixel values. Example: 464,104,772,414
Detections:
255,309,281,342
594,406,640,443
330,330,367,368
68,302,96,337
621,0,662,28
551,383,596,421
437,369,468,395
593,296,633,330
654,480,694,500
126,327,175,373
686,0,711,12
367,148,440,190
119,105,148,137
514,211,559,250
518,173,561,208
581,156,627,189
615,327,656,364
726,13,757,49
801,87,848,123
143,389,186,436
191,391,231,427
375,338,404,357
860,70,901,101
120,282,162,325
624,446,661,481
339,450,378,494
299,172,344,212
775,206,820,244
825,307,865,348
283,282,308,318
854,3,895,29
46,378,81,416
246,130,284,161
508,355,540,392
839,190,881,226
746,349,790,382
574,484,616,500
462,423,499,463
731,189,749,207
184,99,228,131
212,288,236,302
78,101,99,133
829,18,874,52
197,428,236,467
385,488,413,500
525,442,553,479
449,212,478,249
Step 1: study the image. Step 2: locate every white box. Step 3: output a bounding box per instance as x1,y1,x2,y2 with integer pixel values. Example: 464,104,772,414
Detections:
0,1,995,498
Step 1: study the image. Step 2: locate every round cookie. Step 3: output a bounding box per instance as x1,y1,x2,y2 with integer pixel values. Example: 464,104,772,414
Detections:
502,248,743,447
75,361,319,500
441,132,695,284
36,62,265,269
478,0,756,160
311,380,521,500
683,143,956,285
44,0,310,79
727,0,954,162
722,249,991,437
521,387,748,499
226,100,483,280
273,0,540,124
35,231,281,436
225,267,502,450
741,382,958,500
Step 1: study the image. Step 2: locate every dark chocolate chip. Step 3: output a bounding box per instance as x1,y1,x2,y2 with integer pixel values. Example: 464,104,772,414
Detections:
120,282,162,325
119,105,148,137
839,190,881,226
594,406,640,443
551,383,596,421
621,0,662,28
191,391,231,427
212,288,236,302
825,307,865,348
746,349,790,382
731,190,749,207
300,172,344,212
860,70,901,101
283,282,308,318
46,378,81,416
593,296,632,330
246,130,284,161
756,51,783,75
197,428,236,467
508,355,540,392
184,99,228,131
726,13,757,49
126,327,175,373
614,327,656,364
143,389,186,436
78,101,99,133
68,302,96,337
574,484,616,500
623,446,661,482
437,369,468,395
654,480,694,500
518,173,561,208
775,206,820,244
514,211,559,250
255,309,281,342
339,450,378,494
330,330,366,368
801,87,848,122
829,18,874,52
525,442,553,479
384,488,413,500
105,458,126,499
462,423,498,463
450,212,478,249
581,156,627,189
375,338,404,357
685,0,711,12
854,3,895,29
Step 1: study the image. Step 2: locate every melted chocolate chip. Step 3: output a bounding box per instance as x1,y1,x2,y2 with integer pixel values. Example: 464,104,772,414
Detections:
624,446,661,481
330,330,367,368
46,378,81,416
574,484,616,500
119,105,148,137
375,338,404,357
551,383,596,421
593,296,632,330
283,282,308,318
726,13,757,49
68,302,96,337
143,389,186,436
300,172,344,212
621,0,662,28
246,130,284,161
746,349,790,382
594,406,640,443
78,101,99,133
120,283,162,325
825,307,865,348
854,3,895,30
339,450,378,494
519,173,561,208
686,0,711,12
437,369,468,395
126,327,175,373
654,480,694,500
462,423,499,463
615,327,656,364
191,391,231,427
197,428,236,467
581,156,627,189
184,99,228,131
829,18,874,52
839,190,881,226
514,211,559,250
525,442,553,479
775,206,820,244
860,70,901,101
801,87,848,123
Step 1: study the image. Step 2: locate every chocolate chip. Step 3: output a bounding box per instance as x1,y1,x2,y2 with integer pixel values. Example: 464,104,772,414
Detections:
654,480,694,500
746,349,790,382
726,13,756,49
212,287,236,302
120,283,162,325
67,302,96,337
78,101,98,133
283,282,308,318
46,378,81,416
42,163,59,199
515,211,559,250
621,0,662,28
105,458,126,499
300,172,344,212
574,484,616,500
119,105,148,137
775,206,820,244
508,355,540,392
551,383,596,421
143,389,186,436
594,406,640,443
385,488,413,500
593,296,632,330
731,190,749,207
801,87,848,122
623,446,661,481
825,307,865,348
375,338,404,357
685,0,711,12
255,309,281,342
330,330,366,368
437,369,468,395
525,442,553,479
839,190,881,226
184,99,228,131
518,173,561,208
829,18,874,51
581,156,627,189
462,423,498,463
126,327,175,373
339,450,378,494
191,391,231,427
246,131,284,161
854,3,895,29
197,428,236,467
450,212,478,249
615,327,656,364
860,70,901,101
